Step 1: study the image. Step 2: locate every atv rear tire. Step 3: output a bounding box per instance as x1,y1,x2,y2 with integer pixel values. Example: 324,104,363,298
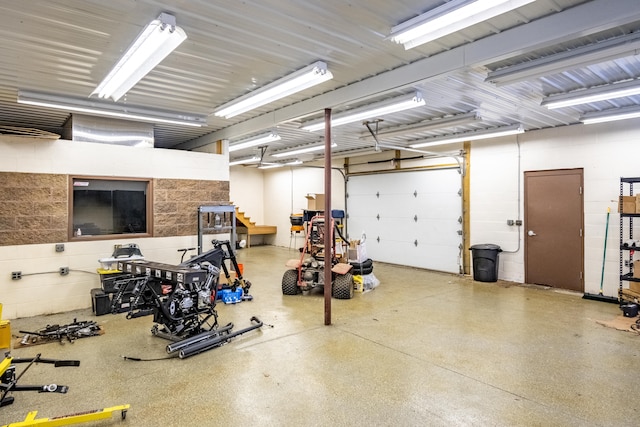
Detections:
332,273,354,299
282,269,301,295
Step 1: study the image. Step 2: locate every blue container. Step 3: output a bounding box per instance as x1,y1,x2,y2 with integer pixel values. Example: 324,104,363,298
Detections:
220,288,243,304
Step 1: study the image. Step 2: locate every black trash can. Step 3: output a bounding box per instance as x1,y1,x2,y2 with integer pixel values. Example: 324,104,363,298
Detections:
469,244,502,282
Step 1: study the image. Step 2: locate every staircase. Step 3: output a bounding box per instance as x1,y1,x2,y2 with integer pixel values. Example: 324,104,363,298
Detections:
234,205,277,247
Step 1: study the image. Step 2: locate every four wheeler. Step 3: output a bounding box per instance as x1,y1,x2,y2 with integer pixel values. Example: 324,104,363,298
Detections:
282,215,354,299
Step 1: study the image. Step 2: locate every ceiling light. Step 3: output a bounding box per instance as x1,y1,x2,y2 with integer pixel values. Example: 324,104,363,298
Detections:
272,142,337,158
214,61,333,119
302,92,425,132
542,79,640,109
580,105,640,124
229,156,261,166
92,13,187,101
258,160,303,170
18,90,206,127
486,32,640,86
389,0,535,50
229,131,281,152
360,112,480,139
409,124,524,148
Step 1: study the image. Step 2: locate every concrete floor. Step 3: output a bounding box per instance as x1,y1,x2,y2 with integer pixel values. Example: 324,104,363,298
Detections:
1,245,639,426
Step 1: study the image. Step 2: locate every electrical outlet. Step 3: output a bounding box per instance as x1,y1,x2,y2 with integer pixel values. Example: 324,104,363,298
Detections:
59,267,69,276
11,271,22,280
55,243,65,252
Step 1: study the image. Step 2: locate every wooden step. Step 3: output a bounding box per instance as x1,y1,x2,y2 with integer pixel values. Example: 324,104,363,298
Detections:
232,205,277,247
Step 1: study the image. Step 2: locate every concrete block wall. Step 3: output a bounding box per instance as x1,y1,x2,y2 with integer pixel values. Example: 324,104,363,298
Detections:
0,137,228,319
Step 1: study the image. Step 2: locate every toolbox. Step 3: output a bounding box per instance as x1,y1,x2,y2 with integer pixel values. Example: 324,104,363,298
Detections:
91,288,134,316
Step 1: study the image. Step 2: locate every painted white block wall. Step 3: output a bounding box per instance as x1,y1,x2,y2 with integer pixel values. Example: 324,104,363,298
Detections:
0,137,228,319
229,120,640,300
470,120,640,297
230,163,346,249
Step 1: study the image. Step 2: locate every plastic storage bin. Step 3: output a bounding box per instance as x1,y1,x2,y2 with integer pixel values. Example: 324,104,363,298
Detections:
470,244,502,282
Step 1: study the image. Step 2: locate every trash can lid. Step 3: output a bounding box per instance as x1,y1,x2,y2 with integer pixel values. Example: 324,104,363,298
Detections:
469,243,502,251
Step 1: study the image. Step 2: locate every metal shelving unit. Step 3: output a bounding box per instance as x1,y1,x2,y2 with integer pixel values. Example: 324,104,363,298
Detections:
197,205,236,255
619,177,640,303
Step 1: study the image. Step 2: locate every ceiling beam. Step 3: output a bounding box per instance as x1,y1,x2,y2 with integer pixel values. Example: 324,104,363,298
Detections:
175,0,640,150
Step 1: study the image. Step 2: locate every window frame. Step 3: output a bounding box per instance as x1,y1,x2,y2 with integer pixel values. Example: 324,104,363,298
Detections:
69,175,153,241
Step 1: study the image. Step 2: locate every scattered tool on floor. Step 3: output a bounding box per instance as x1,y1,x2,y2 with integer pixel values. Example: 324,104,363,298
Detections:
18,319,102,346
110,240,263,359
0,353,79,407
584,207,619,304
1,404,130,427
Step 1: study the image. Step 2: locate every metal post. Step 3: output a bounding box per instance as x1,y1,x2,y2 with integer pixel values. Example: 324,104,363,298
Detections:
324,108,332,326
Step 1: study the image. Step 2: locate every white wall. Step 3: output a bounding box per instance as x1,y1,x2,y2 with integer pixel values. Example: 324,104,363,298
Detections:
227,119,640,300
0,137,228,319
230,167,265,223
229,162,346,248
470,119,640,297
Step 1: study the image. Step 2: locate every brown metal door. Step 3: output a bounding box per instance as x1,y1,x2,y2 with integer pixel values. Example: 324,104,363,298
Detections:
524,169,584,291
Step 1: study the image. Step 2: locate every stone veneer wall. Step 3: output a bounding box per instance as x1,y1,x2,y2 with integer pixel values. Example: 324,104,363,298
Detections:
0,172,229,245
153,178,230,237
0,172,68,245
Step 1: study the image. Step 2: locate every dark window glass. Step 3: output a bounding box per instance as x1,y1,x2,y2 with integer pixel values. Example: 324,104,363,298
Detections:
71,178,150,238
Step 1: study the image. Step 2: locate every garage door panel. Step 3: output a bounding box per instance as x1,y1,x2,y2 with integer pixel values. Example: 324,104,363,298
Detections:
366,239,460,271
347,169,461,274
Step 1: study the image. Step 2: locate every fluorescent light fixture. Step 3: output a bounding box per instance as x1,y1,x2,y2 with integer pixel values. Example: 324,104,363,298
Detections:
409,124,524,148
214,61,333,119
389,0,535,50
229,156,260,166
229,131,280,152
580,105,640,124
486,32,640,86
542,80,640,109
93,13,187,101
272,142,337,158
360,112,479,139
258,160,303,170
302,92,425,132
18,90,206,127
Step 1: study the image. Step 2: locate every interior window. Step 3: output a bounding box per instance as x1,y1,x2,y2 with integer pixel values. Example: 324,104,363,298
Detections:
71,177,151,238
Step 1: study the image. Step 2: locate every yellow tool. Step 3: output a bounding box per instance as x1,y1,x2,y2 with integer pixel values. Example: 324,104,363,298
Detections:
0,303,11,350
1,404,130,426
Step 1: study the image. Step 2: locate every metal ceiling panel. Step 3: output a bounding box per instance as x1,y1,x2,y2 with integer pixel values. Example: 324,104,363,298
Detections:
1,0,640,163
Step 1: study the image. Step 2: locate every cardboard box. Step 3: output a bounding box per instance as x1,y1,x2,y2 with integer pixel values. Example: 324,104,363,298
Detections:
634,260,640,279
630,281,640,293
305,193,325,211
619,196,636,214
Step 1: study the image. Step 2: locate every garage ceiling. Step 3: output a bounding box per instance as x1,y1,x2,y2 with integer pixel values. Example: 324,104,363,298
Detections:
1,0,640,164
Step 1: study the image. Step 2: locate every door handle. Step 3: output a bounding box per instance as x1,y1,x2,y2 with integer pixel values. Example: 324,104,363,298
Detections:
528,230,536,236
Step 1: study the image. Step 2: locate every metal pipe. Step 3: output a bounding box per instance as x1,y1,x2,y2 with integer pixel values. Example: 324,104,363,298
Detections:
324,108,332,326
177,317,263,359
165,322,234,354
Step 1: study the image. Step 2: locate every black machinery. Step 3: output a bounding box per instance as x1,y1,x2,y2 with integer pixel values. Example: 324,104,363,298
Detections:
282,215,354,299
108,240,262,359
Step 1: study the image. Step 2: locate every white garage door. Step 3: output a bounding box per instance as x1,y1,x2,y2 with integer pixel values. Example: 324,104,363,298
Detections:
346,168,462,273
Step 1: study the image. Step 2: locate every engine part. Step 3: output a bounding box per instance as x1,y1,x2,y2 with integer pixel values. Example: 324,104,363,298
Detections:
113,240,263,358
